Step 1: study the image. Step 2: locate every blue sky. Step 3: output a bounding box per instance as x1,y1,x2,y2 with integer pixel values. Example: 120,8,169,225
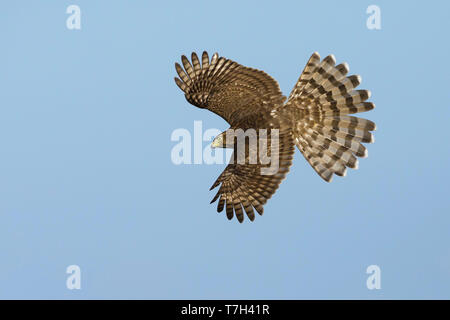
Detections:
0,1,449,299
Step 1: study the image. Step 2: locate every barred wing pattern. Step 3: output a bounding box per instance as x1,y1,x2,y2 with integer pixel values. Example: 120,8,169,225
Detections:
286,52,376,182
209,130,294,222
174,51,286,126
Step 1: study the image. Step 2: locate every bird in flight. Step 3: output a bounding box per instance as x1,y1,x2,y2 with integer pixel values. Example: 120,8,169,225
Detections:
174,51,376,223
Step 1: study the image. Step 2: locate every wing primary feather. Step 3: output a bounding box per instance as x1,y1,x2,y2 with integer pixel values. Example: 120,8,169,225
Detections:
191,52,201,75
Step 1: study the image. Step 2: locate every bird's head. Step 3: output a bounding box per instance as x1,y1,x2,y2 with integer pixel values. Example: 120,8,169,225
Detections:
211,130,235,148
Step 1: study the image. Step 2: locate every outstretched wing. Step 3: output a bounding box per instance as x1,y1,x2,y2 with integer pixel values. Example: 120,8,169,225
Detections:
174,51,286,126
209,130,295,223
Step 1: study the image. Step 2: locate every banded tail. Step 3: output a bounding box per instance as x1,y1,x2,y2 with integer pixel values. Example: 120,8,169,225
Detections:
286,52,376,182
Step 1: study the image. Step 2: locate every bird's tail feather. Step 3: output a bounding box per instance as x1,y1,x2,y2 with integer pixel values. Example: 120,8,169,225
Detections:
286,52,376,182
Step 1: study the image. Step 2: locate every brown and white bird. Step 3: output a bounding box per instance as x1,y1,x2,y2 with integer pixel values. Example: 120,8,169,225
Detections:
174,51,376,223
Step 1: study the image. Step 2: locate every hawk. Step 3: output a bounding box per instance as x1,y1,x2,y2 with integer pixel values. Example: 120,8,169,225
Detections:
174,51,376,223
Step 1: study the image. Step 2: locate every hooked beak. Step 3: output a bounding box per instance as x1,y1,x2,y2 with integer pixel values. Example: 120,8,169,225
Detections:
211,135,223,148
211,139,220,148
